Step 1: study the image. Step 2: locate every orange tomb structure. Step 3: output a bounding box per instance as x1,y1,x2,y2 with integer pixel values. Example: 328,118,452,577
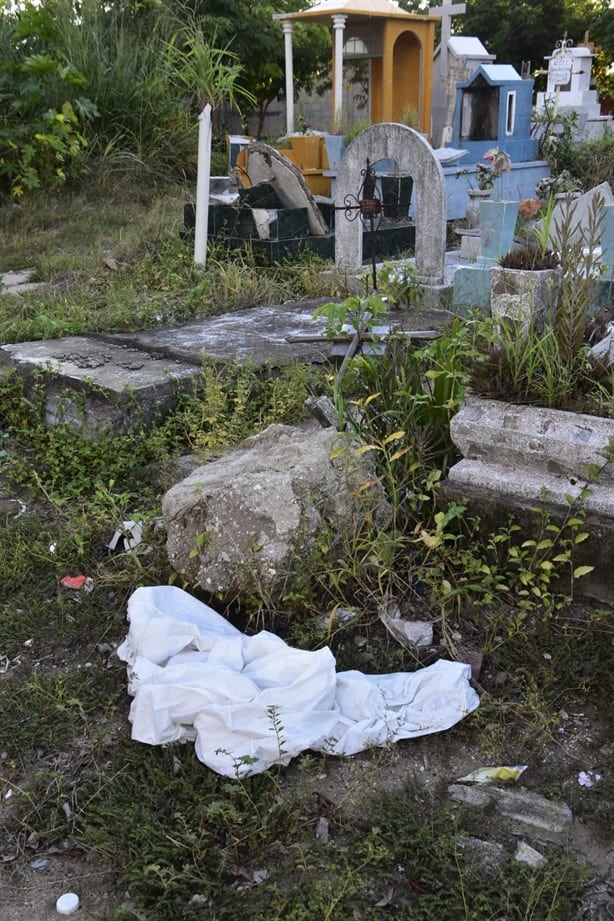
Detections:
274,0,439,137
237,1,440,199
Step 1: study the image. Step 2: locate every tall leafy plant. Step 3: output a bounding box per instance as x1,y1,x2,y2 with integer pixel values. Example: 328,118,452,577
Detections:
0,0,95,196
337,321,471,527
188,0,330,136
554,192,606,367
163,22,255,115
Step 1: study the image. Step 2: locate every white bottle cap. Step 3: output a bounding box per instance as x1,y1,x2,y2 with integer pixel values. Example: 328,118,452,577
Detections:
56,892,80,915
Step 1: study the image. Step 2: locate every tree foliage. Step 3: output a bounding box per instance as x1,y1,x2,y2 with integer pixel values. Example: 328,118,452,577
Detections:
1,0,286,194
176,0,331,134
458,0,613,98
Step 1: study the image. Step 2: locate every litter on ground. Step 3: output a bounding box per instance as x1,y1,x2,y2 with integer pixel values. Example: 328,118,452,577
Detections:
456,765,528,784
117,586,480,777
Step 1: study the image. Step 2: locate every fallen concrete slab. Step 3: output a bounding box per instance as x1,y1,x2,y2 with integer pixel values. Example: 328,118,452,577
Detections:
1,268,46,295
1,335,201,432
0,302,339,434
0,301,454,434
108,302,335,366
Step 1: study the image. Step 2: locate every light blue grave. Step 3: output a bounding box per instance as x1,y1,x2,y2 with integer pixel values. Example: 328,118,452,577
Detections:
452,262,493,315
451,199,520,314
601,203,614,281
449,64,539,163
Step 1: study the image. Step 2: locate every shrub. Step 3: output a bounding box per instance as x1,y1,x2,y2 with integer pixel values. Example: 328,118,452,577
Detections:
572,132,614,190
499,243,560,270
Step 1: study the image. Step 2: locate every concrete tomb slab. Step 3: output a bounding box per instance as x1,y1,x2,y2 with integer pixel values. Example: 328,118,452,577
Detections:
112,304,336,365
0,304,339,432
1,337,200,432
446,394,614,602
0,302,455,433
1,268,46,295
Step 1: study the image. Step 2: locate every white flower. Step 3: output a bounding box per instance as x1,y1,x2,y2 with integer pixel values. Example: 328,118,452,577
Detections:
578,770,603,788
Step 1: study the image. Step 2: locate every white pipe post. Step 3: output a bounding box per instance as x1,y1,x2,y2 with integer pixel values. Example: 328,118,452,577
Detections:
332,15,347,131
282,20,295,135
194,103,212,267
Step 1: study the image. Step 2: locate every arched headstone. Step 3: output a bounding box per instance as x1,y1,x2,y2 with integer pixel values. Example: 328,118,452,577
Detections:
335,124,447,284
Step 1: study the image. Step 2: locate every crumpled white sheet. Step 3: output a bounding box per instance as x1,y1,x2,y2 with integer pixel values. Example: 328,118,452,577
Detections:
117,586,479,777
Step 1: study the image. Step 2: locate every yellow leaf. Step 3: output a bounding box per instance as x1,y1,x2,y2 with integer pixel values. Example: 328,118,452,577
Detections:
420,529,440,549
356,478,382,494
382,430,405,445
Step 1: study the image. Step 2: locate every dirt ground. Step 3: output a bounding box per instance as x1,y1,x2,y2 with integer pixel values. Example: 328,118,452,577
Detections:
1,704,612,920
1,856,121,920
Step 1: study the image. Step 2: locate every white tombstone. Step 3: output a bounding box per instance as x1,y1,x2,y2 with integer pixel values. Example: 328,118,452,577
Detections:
536,40,612,140
335,124,447,285
431,35,495,147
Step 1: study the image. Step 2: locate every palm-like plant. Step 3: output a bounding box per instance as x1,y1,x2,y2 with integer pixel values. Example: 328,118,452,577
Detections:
164,21,255,116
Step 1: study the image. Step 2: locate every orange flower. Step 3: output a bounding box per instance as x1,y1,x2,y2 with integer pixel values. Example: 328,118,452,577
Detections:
518,197,542,219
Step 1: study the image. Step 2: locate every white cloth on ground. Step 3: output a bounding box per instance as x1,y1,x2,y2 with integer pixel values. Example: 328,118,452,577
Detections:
117,585,479,777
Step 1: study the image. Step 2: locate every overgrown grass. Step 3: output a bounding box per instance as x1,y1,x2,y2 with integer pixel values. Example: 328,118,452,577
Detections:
0,416,610,918
73,749,589,920
0,181,334,343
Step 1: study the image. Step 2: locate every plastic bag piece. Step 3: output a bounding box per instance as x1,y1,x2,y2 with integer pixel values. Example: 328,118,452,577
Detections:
456,766,528,784
117,586,480,778
59,575,93,593
106,520,144,553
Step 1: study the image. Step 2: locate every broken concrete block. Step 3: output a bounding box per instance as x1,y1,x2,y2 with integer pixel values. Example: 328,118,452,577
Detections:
162,423,391,599
515,840,546,867
449,783,573,842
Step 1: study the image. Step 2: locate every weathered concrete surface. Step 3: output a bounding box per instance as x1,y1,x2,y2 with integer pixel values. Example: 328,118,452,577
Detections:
0,302,338,432
245,143,329,236
442,476,614,603
0,302,454,433
445,395,614,603
1,268,45,295
162,422,390,598
490,266,562,332
111,302,336,365
336,124,447,284
448,395,614,513
1,336,200,432
449,783,573,844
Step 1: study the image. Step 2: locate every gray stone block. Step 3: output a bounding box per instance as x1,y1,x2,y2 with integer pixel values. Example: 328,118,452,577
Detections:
449,784,573,842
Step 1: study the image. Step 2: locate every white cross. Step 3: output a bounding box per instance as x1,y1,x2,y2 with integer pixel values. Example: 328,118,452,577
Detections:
429,0,466,80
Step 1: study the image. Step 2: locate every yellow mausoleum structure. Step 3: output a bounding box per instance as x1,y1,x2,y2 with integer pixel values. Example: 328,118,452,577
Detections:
275,0,439,139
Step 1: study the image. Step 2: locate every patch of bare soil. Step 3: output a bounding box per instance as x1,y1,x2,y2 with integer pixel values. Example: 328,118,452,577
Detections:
0,855,121,920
